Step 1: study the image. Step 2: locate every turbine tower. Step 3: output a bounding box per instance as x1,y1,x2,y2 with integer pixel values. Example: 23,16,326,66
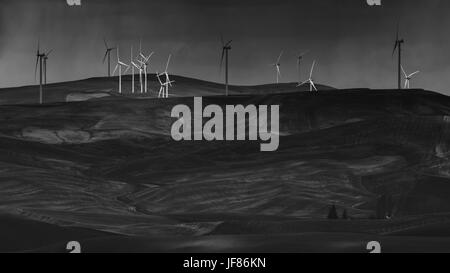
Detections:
393,24,405,90
43,49,53,85
272,51,283,84
139,47,154,94
220,35,232,96
112,47,130,94
297,51,308,85
298,60,317,92
137,38,145,93
34,40,46,104
103,38,116,77
401,65,419,89
130,46,137,94
131,60,143,94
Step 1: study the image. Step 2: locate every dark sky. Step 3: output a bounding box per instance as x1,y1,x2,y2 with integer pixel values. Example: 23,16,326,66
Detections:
1,0,450,94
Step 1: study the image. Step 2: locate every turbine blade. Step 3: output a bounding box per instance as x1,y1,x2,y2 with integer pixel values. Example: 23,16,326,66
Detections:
103,38,108,49
226,40,232,47
165,54,171,72
112,64,118,76
311,81,317,91
142,52,154,63
102,50,108,63
220,48,225,74
401,65,407,77
396,22,400,41
276,51,283,63
156,72,163,85
392,41,398,56
298,80,309,86
393,23,400,56
310,60,316,78
300,50,309,57
409,71,420,77
35,56,39,82
45,49,53,57
131,61,139,69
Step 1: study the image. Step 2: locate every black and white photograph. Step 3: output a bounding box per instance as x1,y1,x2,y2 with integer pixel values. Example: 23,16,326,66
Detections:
1,0,450,259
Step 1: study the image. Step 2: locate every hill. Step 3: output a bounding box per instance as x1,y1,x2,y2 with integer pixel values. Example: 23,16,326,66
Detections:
0,75,334,105
0,85,450,252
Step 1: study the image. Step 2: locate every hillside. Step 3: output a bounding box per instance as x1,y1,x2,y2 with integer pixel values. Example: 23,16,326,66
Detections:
0,86,450,252
0,75,334,105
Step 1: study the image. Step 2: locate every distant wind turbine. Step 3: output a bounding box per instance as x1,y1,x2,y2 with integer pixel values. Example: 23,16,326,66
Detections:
34,40,46,104
131,60,143,94
393,24,405,89
401,65,419,89
272,51,283,84
220,35,232,96
157,54,174,98
112,47,130,94
298,60,317,92
103,38,116,77
297,50,309,85
156,72,165,99
139,50,154,94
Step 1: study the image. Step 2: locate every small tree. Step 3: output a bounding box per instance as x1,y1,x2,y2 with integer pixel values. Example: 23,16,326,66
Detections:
327,204,338,219
342,209,348,220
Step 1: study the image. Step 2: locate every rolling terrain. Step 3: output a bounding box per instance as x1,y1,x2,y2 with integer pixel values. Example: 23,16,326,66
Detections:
0,76,450,252
0,75,334,105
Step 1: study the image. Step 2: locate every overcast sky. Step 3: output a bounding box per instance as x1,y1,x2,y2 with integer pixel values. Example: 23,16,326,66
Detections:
0,0,449,94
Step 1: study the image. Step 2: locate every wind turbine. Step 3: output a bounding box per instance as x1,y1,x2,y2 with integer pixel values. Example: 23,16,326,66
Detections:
103,38,116,77
131,61,143,94
35,40,46,104
393,24,405,89
157,54,174,98
298,60,317,92
43,49,53,85
272,51,283,84
139,52,154,94
401,65,419,89
156,72,165,98
297,50,309,85
112,47,130,94
220,35,232,96
136,38,145,93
